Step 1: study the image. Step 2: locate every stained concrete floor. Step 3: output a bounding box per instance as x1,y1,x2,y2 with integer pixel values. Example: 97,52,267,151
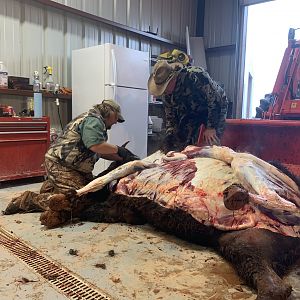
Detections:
0,179,299,300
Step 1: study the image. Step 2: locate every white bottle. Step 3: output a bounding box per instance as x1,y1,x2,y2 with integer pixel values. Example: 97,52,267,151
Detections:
44,66,55,92
0,61,8,89
33,71,41,92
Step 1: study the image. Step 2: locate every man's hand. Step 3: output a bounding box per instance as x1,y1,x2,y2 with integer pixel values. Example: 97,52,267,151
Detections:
203,128,220,146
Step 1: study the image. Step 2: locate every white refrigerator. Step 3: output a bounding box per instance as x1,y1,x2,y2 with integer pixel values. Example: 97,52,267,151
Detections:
72,43,149,174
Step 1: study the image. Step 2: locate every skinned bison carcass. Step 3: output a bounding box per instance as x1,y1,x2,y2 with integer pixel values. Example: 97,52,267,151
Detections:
4,145,300,300
73,145,300,300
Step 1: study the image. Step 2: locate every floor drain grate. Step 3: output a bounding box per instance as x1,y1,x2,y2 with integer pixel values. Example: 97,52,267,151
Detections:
0,227,112,300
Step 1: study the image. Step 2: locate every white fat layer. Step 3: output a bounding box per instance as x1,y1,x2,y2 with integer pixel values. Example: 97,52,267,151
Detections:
75,146,300,222
233,153,300,194
191,157,240,193
76,160,151,196
77,151,165,196
142,150,164,164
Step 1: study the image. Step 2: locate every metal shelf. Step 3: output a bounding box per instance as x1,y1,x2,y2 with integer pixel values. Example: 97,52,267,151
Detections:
29,0,184,49
0,88,71,100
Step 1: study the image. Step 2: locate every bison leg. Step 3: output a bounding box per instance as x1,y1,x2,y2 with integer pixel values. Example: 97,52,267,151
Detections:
223,183,249,210
79,195,147,225
218,228,299,300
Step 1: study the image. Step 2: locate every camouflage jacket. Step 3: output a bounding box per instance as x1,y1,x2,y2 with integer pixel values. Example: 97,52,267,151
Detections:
162,66,228,147
45,107,107,174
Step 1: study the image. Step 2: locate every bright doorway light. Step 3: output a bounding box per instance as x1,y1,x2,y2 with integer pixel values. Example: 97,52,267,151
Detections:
242,0,300,118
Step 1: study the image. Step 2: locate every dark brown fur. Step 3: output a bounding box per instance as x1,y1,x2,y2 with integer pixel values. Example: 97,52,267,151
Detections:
79,189,300,300
57,156,300,299
4,147,299,299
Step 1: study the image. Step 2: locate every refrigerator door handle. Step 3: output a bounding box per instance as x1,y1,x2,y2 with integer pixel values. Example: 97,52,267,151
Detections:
111,49,117,100
106,84,116,100
111,49,117,86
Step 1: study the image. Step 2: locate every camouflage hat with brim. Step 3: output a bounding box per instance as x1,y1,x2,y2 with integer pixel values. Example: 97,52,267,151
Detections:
148,60,182,97
102,99,125,123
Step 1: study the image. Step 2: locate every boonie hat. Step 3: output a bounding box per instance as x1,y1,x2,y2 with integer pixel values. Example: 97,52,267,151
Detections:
102,99,125,123
148,60,181,97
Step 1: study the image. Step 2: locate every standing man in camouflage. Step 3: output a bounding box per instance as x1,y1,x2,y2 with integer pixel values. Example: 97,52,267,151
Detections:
148,60,228,152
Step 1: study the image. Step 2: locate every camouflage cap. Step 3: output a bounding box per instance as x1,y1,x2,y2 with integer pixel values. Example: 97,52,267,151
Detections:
102,99,125,123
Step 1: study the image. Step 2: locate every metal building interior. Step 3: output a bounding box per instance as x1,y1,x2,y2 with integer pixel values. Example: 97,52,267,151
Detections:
0,0,299,299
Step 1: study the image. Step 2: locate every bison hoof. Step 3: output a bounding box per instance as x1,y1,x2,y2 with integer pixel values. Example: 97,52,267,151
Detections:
257,282,292,300
40,209,68,228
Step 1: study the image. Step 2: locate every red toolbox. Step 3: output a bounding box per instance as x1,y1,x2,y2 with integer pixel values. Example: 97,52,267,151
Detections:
221,119,300,176
0,117,50,181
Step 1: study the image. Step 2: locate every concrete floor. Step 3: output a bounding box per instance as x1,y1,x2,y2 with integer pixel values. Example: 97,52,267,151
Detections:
0,179,299,300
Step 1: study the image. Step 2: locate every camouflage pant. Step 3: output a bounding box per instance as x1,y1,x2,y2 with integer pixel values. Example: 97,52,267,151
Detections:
163,115,210,153
43,158,92,193
4,158,92,215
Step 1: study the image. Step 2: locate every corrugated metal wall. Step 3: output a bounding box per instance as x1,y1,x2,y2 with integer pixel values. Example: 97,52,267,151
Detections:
204,0,239,117
0,0,197,87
